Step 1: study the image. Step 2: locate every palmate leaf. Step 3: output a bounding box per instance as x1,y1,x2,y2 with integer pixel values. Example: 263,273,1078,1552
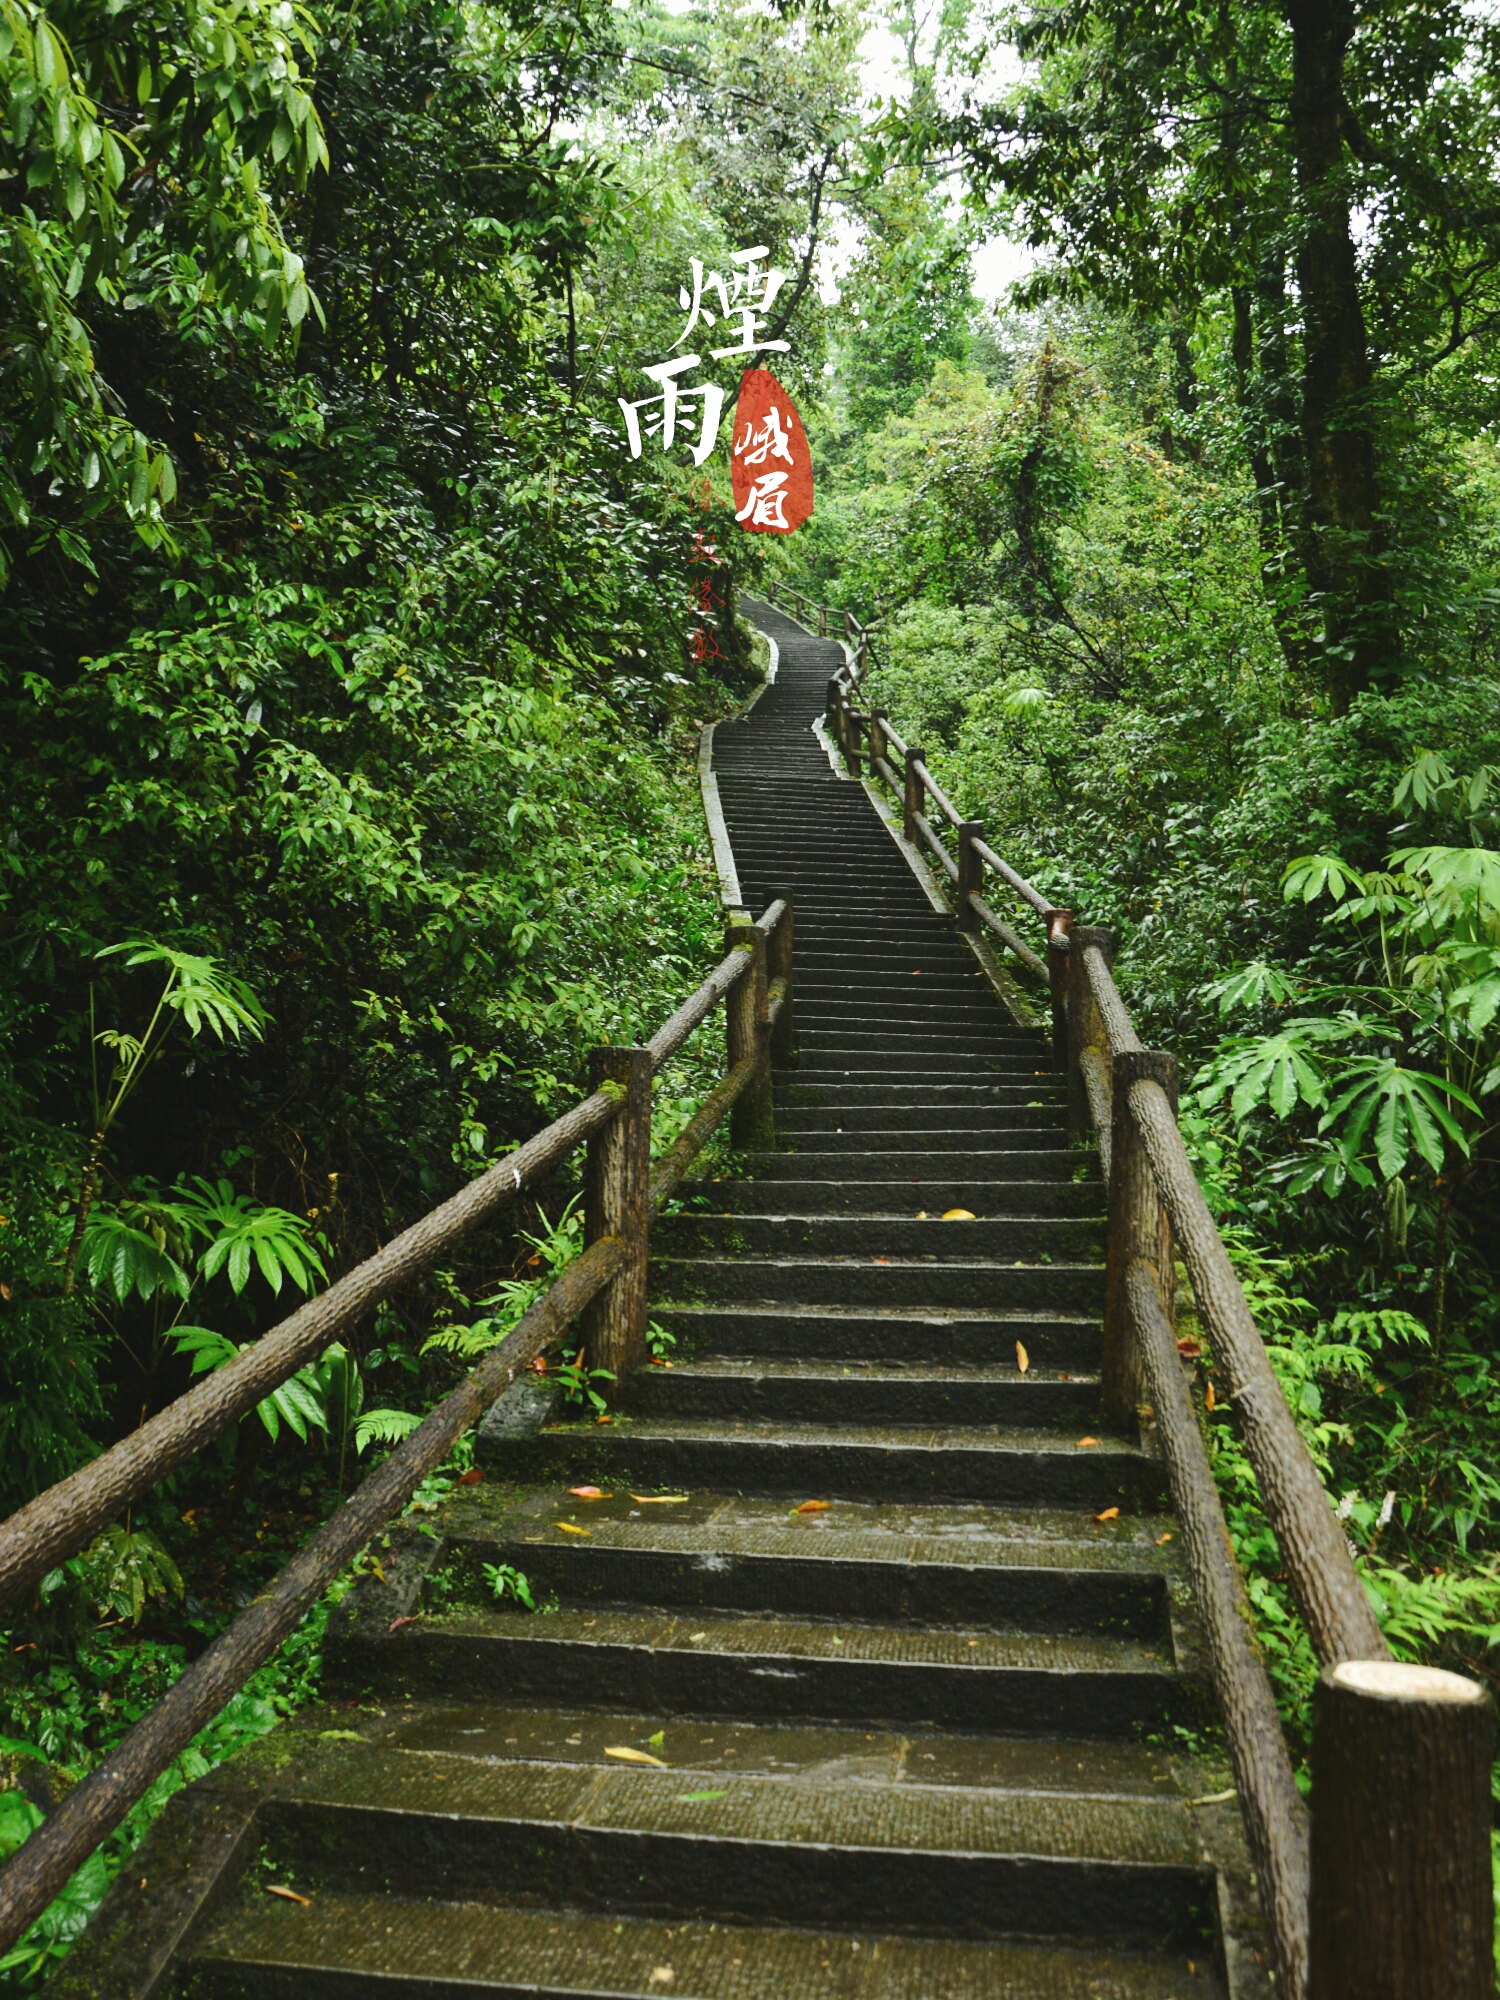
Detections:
1389,845,1500,919
96,941,268,1042
180,1178,327,1296
169,1325,328,1443
79,1214,191,1304
1192,1018,1362,1123
1281,854,1366,904
1200,961,1303,1016
1320,1059,1479,1179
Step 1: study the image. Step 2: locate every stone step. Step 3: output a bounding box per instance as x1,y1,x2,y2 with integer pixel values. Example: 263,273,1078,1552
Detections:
746,1147,1085,1179
423,1484,1173,1637
651,1214,1103,1261
651,1255,1105,1312
329,1608,1190,1738
773,1106,1068,1135
487,1416,1163,1512
675,1177,1099,1215
652,1303,1103,1369
188,1889,1227,1999
628,1357,1100,1429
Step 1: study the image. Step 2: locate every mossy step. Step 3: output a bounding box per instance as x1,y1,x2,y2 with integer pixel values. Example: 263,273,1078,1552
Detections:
650,1303,1103,1369
424,1485,1171,1637
187,1889,1228,1999
485,1416,1163,1513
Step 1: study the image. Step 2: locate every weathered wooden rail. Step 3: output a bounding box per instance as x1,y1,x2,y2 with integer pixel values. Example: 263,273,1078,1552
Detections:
768,590,1497,2000
0,900,793,1962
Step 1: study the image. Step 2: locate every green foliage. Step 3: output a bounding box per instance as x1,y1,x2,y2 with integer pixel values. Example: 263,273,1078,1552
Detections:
481,1561,536,1610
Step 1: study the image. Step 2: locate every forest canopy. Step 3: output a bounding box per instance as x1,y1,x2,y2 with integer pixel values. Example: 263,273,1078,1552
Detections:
3,0,1500,1973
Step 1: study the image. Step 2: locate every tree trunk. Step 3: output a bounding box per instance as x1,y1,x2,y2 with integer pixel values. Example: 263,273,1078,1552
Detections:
1286,0,1392,711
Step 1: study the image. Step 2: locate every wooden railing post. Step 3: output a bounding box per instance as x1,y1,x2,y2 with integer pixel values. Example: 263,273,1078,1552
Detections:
1045,907,1074,1071
869,708,888,770
956,821,982,932
767,579,777,603
1067,923,1115,1137
843,609,854,640
1310,1661,1495,2000
726,913,774,1151
824,675,841,732
768,899,796,1067
1103,1049,1175,1433
582,1045,652,1401
903,744,927,842
844,694,863,779
819,604,828,636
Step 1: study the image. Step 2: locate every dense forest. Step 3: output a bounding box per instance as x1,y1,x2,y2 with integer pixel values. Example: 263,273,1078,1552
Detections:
2,0,1498,1975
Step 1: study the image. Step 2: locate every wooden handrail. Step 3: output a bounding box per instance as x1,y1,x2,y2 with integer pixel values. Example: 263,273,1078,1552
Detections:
810,641,1486,1988
0,897,797,1958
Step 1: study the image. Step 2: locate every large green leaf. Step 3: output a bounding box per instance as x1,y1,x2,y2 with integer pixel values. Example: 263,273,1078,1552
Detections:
1320,1059,1478,1179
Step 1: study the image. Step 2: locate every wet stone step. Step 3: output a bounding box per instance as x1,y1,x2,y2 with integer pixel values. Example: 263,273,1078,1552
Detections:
187,1890,1228,2000
773,1107,1070,1136
771,1127,1073,1156
652,1304,1104,1370
650,1255,1106,1313
426,1487,1174,1636
744,1148,1087,1180
674,1177,1101,1216
487,1417,1164,1513
326,1611,1194,1741
627,1357,1101,1429
650,1215,1104,1262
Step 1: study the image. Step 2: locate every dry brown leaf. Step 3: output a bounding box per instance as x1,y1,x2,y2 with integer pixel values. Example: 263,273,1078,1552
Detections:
265,1885,312,1906
1094,1507,1120,1523
648,1970,676,1987
1175,1337,1203,1359
455,1468,484,1485
794,1500,830,1514
630,1493,690,1503
388,1614,420,1633
942,1208,975,1221
554,1521,591,1535
1077,1437,1098,1448
1015,1340,1029,1373
605,1746,667,1767
568,1486,609,1499
871,1255,891,1264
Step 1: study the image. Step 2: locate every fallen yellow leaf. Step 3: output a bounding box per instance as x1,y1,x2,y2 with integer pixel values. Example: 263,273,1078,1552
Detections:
1015,1340,1029,1373
915,1210,928,1219
605,1746,667,1766
1094,1507,1120,1523
568,1487,610,1499
630,1494,690,1504
1077,1437,1098,1448
942,1208,975,1221
265,1885,312,1906
1156,1533,1174,1545
554,1521,591,1535
794,1500,830,1514
1205,1381,1217,1410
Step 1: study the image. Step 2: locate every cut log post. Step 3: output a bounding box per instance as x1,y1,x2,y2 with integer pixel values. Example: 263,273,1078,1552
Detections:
903,744,927,843
582,1045,652,1401
1067,923,1115,1139
726,913,774,1152
956,822,982,933
767,898,796,1067
1310,1660,1496,2000
1045,907,1074,1072
844,696,863,778
1102,1049,1176,1432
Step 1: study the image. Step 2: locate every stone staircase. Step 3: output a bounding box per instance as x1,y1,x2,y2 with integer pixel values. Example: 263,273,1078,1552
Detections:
64,604,1268,1999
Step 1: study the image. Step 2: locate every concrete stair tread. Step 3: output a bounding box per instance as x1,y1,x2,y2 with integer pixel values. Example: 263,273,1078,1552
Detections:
533,1417,1144,1458
191,1891,1226,1998
442,1486,1170,1576
373,1606,1180,1687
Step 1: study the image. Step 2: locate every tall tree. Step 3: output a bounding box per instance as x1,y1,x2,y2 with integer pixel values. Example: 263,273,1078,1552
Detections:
931,0,1500,709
